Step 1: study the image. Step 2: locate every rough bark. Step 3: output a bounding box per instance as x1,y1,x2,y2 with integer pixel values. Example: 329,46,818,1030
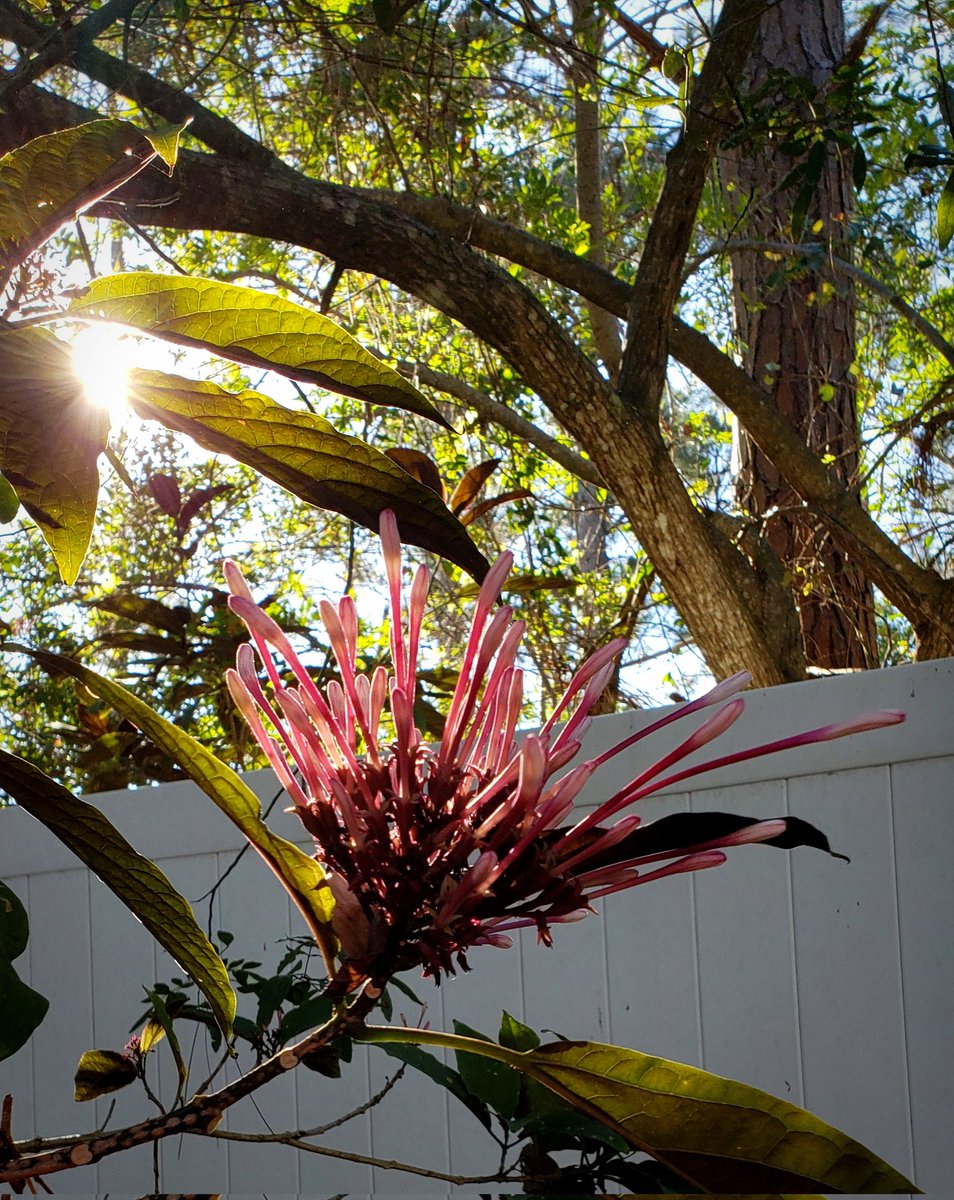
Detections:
725,0,879,669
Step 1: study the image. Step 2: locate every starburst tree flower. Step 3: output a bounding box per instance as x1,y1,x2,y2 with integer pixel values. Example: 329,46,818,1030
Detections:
224,513,903,989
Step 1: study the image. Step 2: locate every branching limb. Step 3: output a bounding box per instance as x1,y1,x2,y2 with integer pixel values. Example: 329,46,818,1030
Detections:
399,361,604,486
0,0,143,102
0,987,381,1187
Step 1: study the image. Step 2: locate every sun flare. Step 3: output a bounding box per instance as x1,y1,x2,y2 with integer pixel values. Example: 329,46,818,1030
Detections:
71,324,135,421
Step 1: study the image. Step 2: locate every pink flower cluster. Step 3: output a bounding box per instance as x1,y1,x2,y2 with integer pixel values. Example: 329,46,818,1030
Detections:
225,514,903,984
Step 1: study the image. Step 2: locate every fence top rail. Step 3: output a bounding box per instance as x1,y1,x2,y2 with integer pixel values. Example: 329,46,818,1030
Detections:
1,656,949,876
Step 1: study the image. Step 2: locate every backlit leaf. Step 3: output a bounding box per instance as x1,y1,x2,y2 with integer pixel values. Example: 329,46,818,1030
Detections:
0,474,19,523
126,368,489,581
384,447,445,497
2,645,337,950
74,1048,137,1101
0,121,163,273
0,328,108,583
69,273,448,425
359,1026,914,1194
524,1040,917,1193
0,750,235,1038
448,458,499,514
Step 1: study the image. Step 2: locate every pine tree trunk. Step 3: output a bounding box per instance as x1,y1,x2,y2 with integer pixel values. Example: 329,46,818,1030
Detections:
727,0,878,669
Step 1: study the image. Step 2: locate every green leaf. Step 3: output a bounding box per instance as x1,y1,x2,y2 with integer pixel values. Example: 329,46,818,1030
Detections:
125,368,489,581
357,1027,915,1194
277,995,334,1045
0,328,109,583
524,1040,918,1194
510,1093,629,1153
1,645,337,951
0,878,30,961
453,1019,520,1120
0,474,19,524
0,121,162,274
74,1048,138,1101
498,1010,540,1052
0,749,235,1039
143,987,188,1097
0,879,49,1062
69,273,448,426
0,959,49,1062
937,167,954,252
139,120,189,173
377,1042,493,1131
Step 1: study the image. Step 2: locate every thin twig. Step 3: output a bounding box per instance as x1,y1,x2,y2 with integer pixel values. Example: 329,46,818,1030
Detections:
208,1128,522,1186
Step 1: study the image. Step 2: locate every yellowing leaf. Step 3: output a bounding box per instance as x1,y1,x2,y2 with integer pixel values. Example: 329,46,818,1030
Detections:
525,1040,918,1194
74,1049,137,1101
140,119,190,173
70,273,448,425
358,1026,916,1195
5,646,336,952
0,750,235,1038
0,328,108,583
0,121,162,275
127,368,489,581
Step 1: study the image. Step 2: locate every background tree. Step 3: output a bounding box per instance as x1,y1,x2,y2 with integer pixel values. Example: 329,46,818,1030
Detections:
0,0,953,787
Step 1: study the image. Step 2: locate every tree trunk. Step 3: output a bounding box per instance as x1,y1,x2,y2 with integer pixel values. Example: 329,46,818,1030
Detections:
726,0,879,669
569,0,622,378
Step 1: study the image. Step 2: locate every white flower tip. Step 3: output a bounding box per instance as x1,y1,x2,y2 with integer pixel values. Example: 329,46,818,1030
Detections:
685,696,745,751
480,550,514,606
703,670,752,706
223,559,253,601
822,708,906,740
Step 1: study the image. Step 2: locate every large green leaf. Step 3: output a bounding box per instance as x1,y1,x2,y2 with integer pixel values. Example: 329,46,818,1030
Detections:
0,121,172,276
0,327,109,583
524,1040,918,1194
0,879,49,1061
126,368,489,580
1,645,336,951
0,751,235,1039
357,1026,917,1194
69,273,448,426
0,959,49,1062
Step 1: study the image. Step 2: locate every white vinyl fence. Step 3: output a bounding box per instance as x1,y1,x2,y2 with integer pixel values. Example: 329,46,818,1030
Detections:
1,658,952,1197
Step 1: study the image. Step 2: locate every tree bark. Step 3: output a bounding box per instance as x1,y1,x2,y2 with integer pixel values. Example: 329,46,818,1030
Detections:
568,0,621,378
725,0,879,669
